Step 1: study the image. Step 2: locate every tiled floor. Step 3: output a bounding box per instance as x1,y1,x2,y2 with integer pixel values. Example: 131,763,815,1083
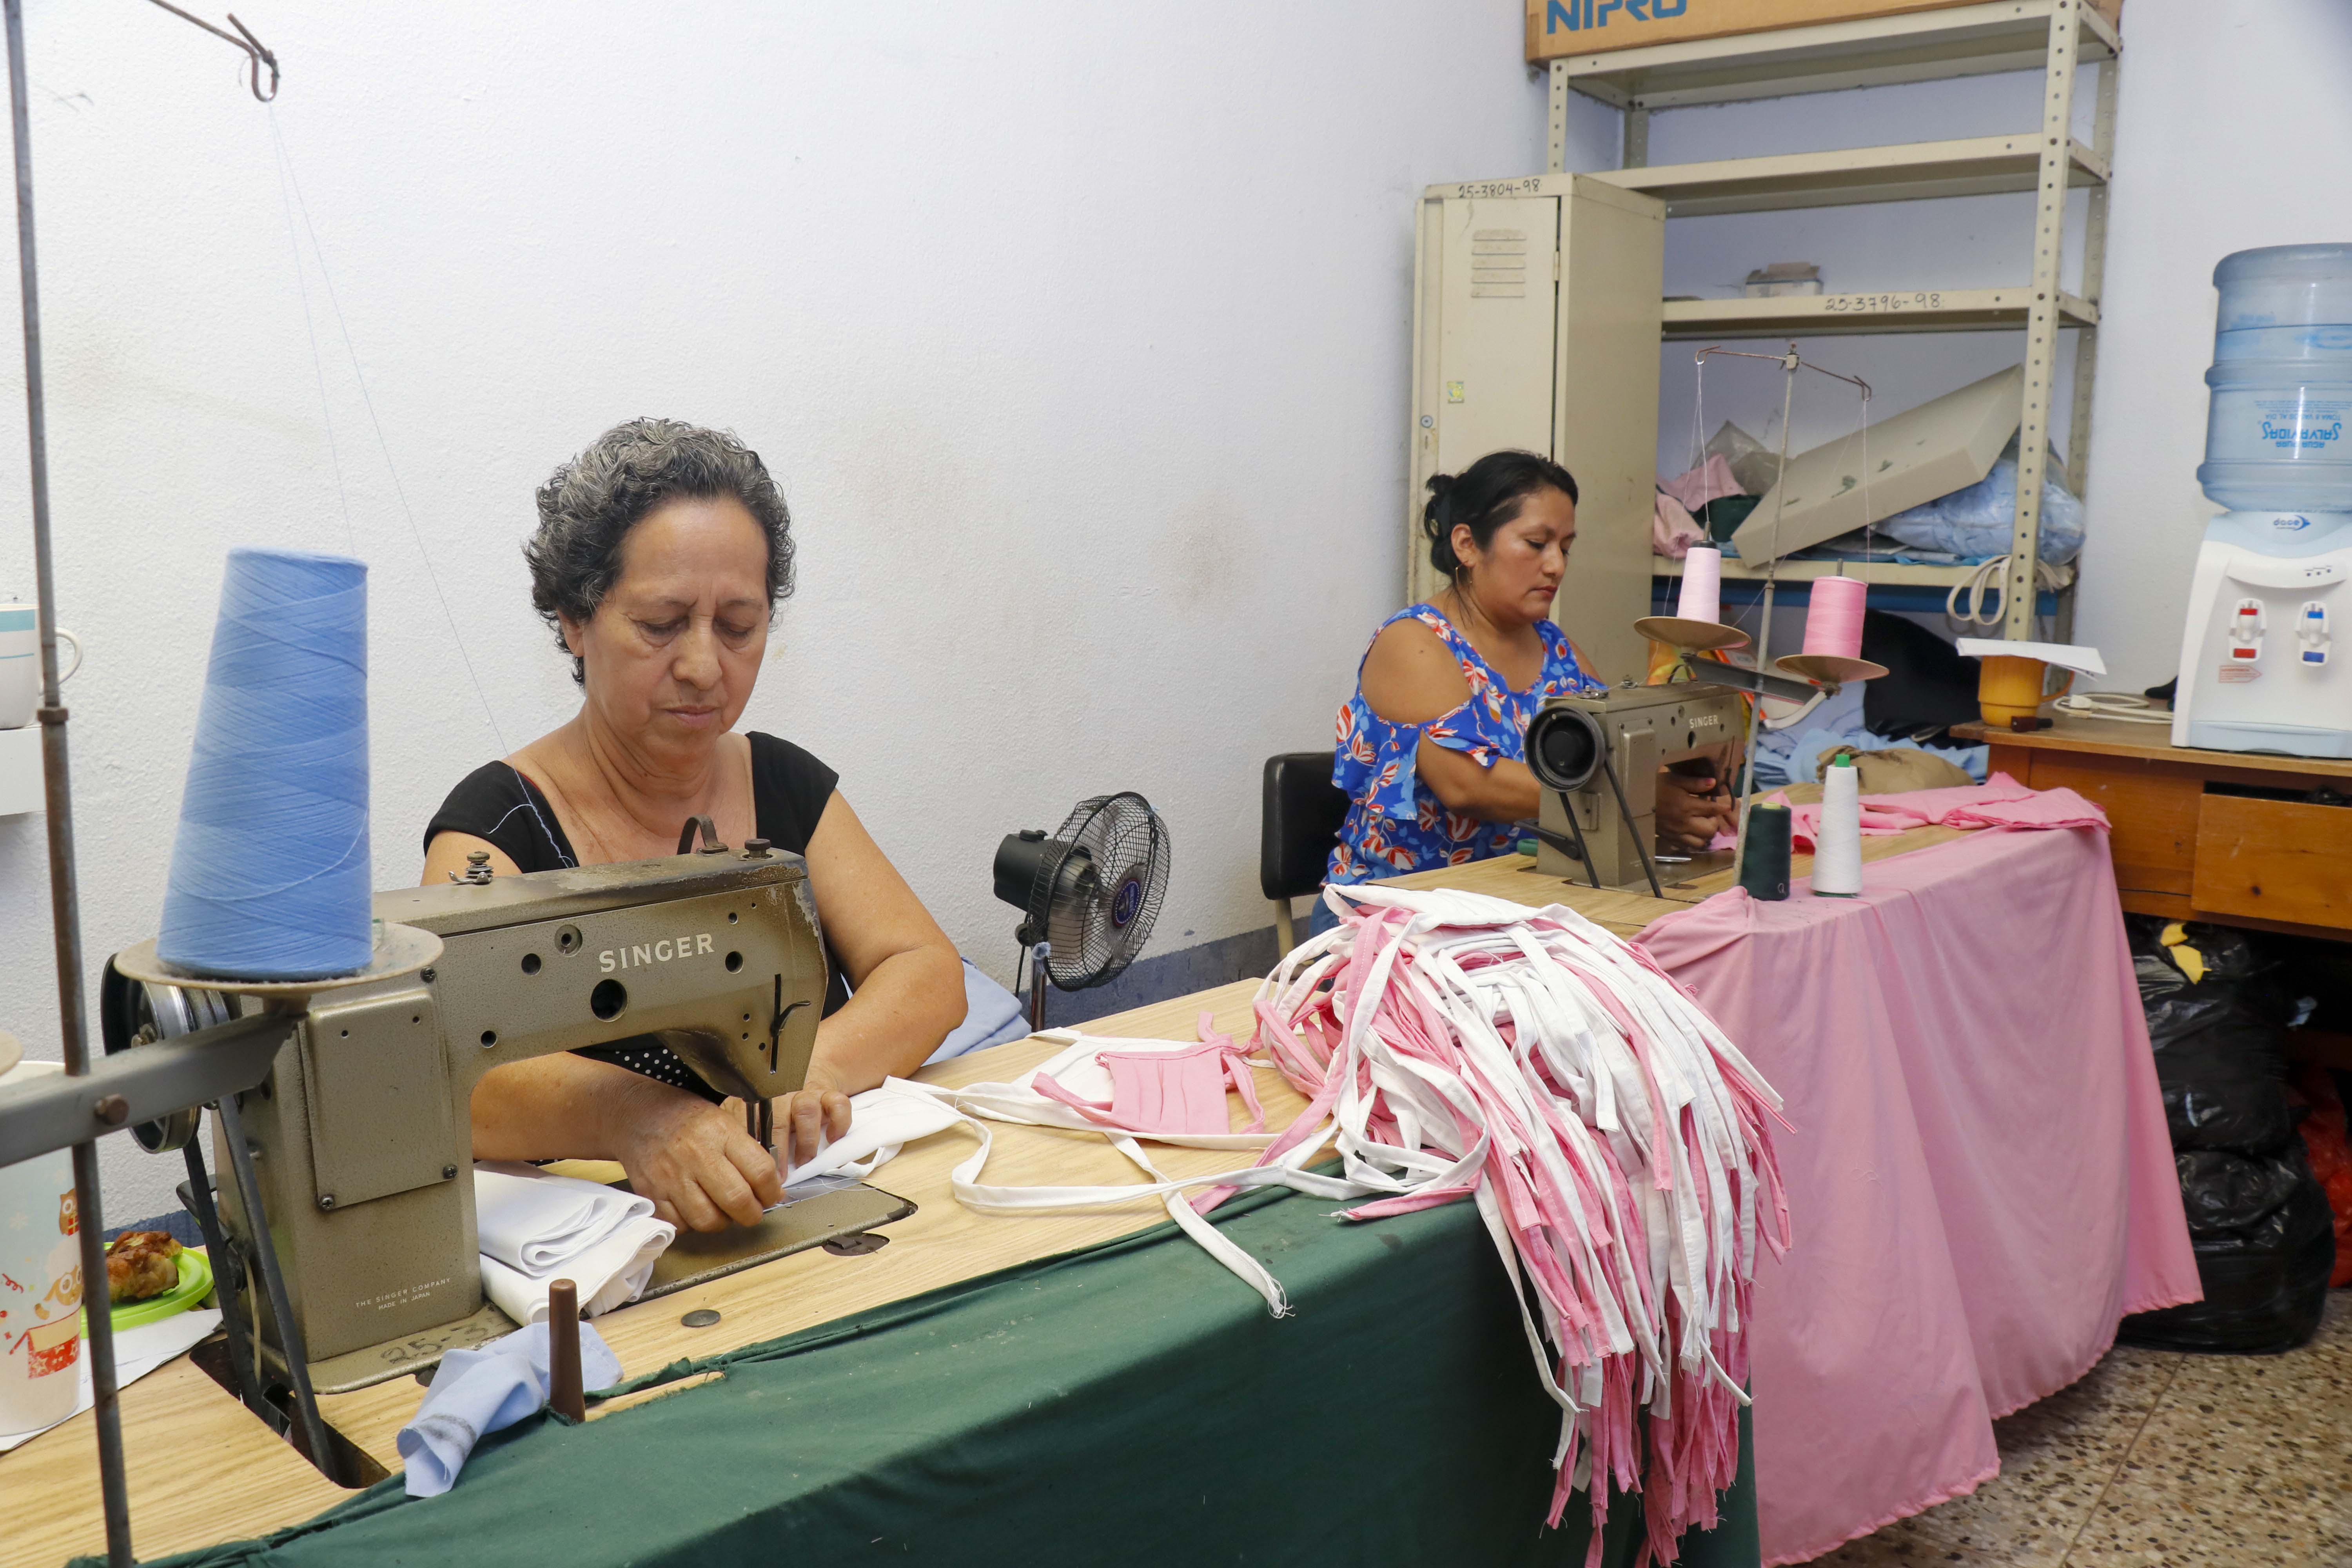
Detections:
1806,1290,2352,1567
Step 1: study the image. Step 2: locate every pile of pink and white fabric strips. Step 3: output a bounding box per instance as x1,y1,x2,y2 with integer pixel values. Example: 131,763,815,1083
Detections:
1232,885,1788,1564
896,885,1787,1564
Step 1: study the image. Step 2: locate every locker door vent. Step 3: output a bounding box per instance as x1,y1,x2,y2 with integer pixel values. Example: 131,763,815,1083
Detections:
1470,229,1528,299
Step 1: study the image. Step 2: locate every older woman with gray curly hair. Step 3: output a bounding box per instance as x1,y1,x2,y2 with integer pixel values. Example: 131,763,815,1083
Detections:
423,418,965,1233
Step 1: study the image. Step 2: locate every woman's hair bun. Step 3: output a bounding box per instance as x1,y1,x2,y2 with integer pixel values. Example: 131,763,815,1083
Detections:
1418,450,1581,583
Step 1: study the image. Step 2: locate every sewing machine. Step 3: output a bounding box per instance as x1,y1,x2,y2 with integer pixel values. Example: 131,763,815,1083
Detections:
99,841,910,1397
1528,682,1745,889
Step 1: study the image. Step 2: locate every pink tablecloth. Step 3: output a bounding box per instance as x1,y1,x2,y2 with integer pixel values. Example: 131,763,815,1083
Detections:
1637,826,2199,1566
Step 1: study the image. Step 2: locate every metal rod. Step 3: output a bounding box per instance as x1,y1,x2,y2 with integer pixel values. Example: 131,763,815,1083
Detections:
1027,941,1050,1034
214,1091,336,1472
1594,752,1664,898
3,5,128,1559
139,0,278,101
1552,792,1603,891
181,1137,272,1423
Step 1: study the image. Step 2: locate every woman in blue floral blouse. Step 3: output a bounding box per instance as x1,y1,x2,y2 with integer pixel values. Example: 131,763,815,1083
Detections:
1325,450,1735,904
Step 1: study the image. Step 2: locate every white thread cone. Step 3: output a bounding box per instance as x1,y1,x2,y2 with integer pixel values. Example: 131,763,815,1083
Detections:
1813,759,1864,897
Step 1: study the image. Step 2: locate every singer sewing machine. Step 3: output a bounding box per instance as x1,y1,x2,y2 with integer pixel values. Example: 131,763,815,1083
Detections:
96,836,911,1401
1525,682,1746,891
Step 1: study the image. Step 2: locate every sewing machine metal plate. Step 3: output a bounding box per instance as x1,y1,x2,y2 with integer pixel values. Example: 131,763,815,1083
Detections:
292,1179,916,1394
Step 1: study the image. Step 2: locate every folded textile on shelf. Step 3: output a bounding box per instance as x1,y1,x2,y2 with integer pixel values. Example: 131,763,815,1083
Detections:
398,1319,621,1498
473,1163,675,1325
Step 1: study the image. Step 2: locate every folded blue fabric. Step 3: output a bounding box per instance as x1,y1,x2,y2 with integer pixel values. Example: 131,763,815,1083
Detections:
397,1319,622,1497
924,958,1030,1063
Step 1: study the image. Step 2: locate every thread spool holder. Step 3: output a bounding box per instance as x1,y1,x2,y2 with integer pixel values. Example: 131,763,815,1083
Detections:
19,924,442,1474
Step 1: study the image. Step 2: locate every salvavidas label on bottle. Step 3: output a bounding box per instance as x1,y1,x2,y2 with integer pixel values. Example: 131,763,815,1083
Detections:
2212,388,2352,459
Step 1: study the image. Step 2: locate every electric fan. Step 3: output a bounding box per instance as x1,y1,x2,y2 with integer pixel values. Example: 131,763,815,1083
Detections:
991,791,1171,1029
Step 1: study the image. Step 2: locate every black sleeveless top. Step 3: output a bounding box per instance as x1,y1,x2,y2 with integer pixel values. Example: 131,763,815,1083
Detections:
424,732,843,1102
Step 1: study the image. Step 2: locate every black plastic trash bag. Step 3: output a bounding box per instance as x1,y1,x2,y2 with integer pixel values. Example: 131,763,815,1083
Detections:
2129,918,2297,1155
2120,1145,2337,1355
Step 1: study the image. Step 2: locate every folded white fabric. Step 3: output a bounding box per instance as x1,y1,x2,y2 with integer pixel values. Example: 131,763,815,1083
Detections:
780,1079,965,1187
472,1163,675,1325
398,1319,621,1498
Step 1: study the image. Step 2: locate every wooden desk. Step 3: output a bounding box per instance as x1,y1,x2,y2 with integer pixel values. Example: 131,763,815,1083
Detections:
1953,711,2352,938
7,874,1683,1568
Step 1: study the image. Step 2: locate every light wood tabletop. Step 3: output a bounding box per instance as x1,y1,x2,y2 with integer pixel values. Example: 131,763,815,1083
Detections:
1952,710,2352,780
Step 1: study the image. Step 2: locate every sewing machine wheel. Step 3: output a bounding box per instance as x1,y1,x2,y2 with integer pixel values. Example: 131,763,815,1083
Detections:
1525,704,1606,793
99,958,235,1154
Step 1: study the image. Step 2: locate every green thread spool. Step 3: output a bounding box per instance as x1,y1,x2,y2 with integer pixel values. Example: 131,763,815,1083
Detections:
1738,803,1791,901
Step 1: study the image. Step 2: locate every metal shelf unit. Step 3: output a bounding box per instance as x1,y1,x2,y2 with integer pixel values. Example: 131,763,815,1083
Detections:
1546,0,2119,639
1593,132,2106,218
1651,551,2075,589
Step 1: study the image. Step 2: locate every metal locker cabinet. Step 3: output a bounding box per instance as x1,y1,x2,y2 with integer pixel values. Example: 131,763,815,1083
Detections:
1408,174,1665,685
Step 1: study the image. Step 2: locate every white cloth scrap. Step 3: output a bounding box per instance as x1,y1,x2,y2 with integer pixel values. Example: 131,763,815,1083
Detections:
397,1319,620,1498
472,1163,674,1325
780,1079,965,1187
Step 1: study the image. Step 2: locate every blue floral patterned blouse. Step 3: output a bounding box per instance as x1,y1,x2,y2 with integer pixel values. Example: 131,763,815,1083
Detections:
1326,606,1604,883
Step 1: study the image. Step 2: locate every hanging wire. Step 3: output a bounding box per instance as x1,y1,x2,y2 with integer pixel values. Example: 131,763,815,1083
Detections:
263,119,356,556
1685,344,1872,864
140,0,277,101
266,110,511,754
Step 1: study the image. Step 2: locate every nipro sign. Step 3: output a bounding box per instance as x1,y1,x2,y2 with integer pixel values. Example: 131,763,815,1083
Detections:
1545,0,1688,29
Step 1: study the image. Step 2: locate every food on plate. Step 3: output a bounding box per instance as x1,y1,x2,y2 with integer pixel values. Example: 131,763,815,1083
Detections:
105,1230,183,1303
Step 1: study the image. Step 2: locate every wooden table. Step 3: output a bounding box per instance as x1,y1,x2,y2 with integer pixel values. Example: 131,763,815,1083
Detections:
10,868,1710,1568
1,980,1280,1568
1953,710,2352,939
2,825,1996,1568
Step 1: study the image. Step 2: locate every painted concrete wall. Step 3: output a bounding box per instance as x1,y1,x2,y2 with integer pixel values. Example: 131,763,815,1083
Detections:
0,2,1629,1223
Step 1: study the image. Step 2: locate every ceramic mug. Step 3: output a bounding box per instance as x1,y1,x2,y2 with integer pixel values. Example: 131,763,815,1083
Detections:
0,1061,83,1437
1976,655,2075,727
0,605,80,730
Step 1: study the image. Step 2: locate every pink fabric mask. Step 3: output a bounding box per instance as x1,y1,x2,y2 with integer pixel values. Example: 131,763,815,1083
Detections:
1031,1018,1265,1137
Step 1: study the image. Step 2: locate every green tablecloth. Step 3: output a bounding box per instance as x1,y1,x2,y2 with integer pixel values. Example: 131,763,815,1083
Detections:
119,1184,1757,1568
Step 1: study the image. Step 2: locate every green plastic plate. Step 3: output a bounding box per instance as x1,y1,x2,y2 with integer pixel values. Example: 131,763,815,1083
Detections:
80,1247,212,1334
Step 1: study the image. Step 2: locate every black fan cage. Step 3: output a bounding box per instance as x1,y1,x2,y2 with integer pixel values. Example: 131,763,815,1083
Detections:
1033,791,1170,991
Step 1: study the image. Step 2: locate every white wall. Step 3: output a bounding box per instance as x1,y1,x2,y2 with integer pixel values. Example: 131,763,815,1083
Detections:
1617,0,2352,685
0,1,1629,1222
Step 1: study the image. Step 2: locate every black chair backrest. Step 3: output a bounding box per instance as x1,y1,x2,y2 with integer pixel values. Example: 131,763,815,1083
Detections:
1260,752,1350,901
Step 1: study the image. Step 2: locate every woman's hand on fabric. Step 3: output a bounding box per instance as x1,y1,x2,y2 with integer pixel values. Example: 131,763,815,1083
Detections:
1655,768,1734,850
607,1078,784,1233
770,1087,853,1178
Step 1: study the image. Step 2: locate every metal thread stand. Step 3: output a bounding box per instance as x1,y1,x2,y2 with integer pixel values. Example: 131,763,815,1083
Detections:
1543,0,2119,644
1,7,283,1562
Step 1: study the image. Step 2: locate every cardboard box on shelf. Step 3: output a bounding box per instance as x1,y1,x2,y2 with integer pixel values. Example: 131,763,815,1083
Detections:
1526,0,2122,65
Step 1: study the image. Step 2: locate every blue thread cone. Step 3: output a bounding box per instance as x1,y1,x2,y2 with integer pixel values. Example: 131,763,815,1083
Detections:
158,548,373,980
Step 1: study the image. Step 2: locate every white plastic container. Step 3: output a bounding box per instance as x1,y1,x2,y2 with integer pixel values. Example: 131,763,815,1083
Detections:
0,1061,82,1438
